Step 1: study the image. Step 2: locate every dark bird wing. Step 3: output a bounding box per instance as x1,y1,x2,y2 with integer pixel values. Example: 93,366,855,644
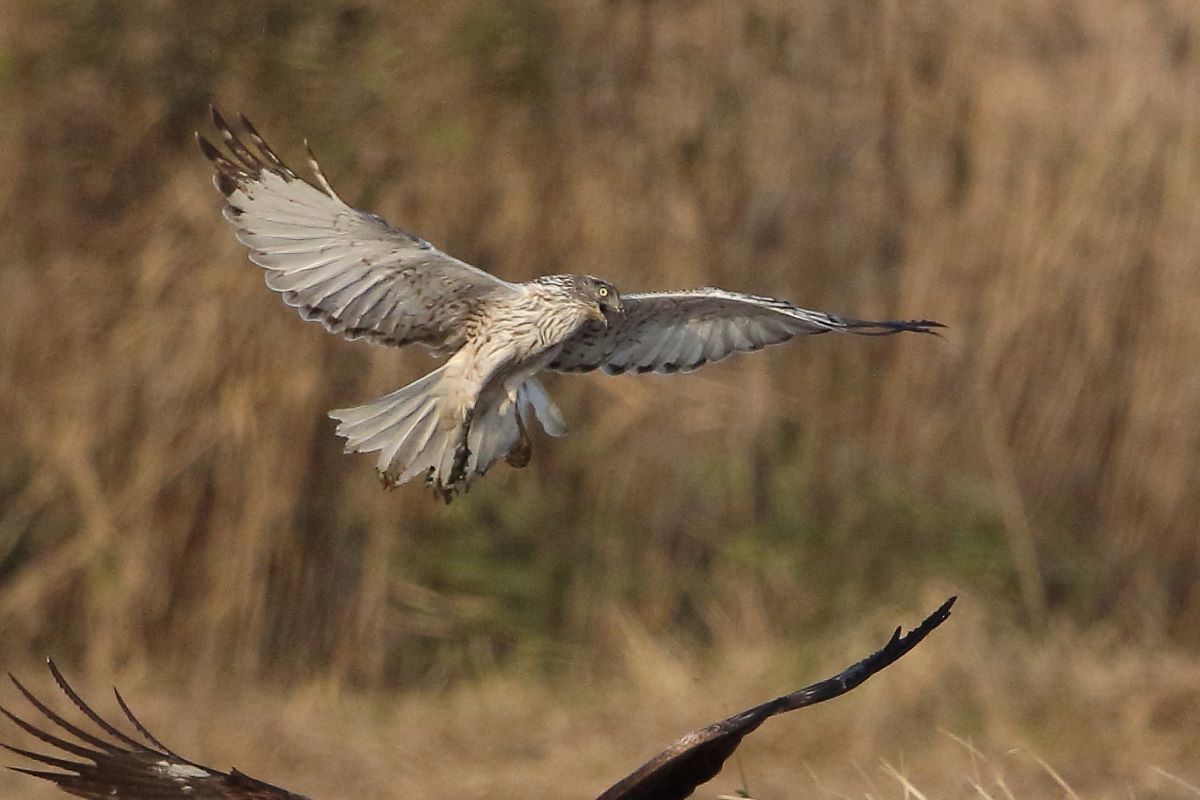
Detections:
198,108,518,354
595,596,956,800
549,289,944,375
1,660,310,800
3,601,953,800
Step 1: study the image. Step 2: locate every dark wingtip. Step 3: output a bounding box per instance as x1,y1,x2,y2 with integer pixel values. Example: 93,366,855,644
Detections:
891,319,947,336
910,319,947,338
210,105,230,133
9,766,69,781
7,673,30,698
927,595,957,625
901,595,956,643
196,133,242,195
195,130,216,158
835,316,947,337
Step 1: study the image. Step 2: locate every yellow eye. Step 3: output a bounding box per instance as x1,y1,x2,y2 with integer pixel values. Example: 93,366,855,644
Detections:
598,287,609,297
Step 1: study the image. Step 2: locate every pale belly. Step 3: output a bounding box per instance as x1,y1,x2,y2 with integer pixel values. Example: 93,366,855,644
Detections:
489,347,561,408
445,333,563,412
451,288,588,410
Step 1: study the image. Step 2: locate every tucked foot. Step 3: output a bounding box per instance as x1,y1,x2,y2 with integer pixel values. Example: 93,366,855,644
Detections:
426,472,470,504
431,482,459,504
505,413,533,469
445,408,474,491
431,431,473,505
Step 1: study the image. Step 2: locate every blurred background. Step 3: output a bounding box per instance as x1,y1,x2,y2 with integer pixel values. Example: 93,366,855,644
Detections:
2,0,1199,797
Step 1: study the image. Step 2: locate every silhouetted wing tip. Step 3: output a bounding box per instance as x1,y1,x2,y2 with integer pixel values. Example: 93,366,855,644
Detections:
198,106,308,198
834,317,947,336
859,594,956,671
2,660,314,799
931,594,957,622
9,766,75,783
595,597,956,800
909,595,956,640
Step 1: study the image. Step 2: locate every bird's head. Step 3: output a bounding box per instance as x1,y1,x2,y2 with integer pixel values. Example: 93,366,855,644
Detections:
579,275,624,325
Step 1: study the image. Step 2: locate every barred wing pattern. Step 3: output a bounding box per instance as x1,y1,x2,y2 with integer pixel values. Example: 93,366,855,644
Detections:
2,599,953,800
198,109,516,353
596,596,956,800
549,289,944,375
0,661,307,800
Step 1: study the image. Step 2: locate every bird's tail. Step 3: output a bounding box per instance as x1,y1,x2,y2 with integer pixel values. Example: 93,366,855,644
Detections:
329,365,473,498
329,370,566,501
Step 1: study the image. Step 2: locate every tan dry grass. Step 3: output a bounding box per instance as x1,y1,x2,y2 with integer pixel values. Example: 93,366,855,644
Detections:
2,0,1199,679
2,591,1199,799
0,1,1199,780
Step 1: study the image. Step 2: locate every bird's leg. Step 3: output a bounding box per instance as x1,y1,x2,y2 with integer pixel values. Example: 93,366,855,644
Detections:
427,466,460,504
433,482,456,505
446,407,474,492
505,411,533,469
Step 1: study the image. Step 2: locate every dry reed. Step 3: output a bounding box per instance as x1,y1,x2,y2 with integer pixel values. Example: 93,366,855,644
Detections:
0,0,1197,699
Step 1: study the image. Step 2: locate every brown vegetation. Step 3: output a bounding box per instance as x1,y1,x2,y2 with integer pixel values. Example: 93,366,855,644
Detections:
1,0,1199,795
2,597,1199,799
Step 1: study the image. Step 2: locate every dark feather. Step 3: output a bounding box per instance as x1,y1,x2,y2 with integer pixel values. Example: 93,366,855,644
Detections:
595,597,955,800
2,659,310,800
4,601,953,800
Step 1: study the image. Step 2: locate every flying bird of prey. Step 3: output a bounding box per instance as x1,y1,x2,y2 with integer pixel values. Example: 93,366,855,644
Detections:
198,109,943,500
2,598,954,800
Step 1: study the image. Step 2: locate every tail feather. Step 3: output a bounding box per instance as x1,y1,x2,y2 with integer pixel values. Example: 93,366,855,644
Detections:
329,366,469,494
332,368,443,447
435,407,472,488
329,372,568,500
350,397,433,455
391,412,442,483
467,399,521,473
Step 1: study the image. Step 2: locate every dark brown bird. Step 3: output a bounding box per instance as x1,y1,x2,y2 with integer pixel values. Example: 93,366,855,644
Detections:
2,598,953,800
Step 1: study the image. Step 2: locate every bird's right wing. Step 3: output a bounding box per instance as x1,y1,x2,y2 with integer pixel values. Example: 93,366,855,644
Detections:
594,596,956,800
549,289,943,375
1,660,310,800
198,108,518,353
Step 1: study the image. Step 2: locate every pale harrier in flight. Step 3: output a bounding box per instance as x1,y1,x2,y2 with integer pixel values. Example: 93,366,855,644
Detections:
2,598,954,800
198,109,943,501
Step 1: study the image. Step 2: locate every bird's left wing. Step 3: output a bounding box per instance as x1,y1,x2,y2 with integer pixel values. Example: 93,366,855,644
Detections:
549,289,943,375
1,660,310,800
198,108,519,354
594,596,956,800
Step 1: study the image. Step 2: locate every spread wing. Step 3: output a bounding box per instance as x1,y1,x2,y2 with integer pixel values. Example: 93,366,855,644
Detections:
3,600,954,800
549,289,944,375
595,596,956,800
1,660,310,800
198,108,517,353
